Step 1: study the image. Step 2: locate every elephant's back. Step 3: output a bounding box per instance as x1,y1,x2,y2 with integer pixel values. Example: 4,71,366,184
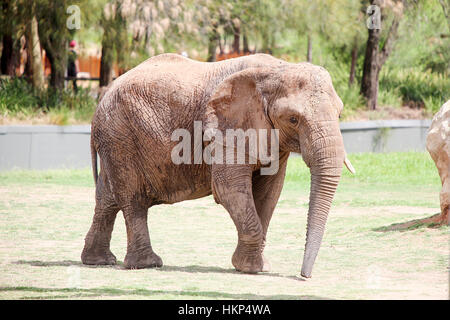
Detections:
106,52,287,97
94,53,290,135
95,55,208,137
113,54,207,89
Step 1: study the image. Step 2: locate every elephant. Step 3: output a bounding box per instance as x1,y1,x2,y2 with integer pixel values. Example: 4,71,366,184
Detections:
81,53,355,278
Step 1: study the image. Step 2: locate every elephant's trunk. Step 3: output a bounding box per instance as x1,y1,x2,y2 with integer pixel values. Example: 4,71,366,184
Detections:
300,129,345,278
301,173,341,278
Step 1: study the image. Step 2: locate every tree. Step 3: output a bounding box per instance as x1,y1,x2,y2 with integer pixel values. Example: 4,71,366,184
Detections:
0,0,20,76
284,0,328,62
98,0,190,87
99,0,127,87
192,0,231,61
321,0,366,86
36,0,71,89
206,20,219,62
439,0,450,29
99,19,115,87
35,0,96,89
24,1,44,89
231,18,240,54
253,0,282,53
1,0,45,85
193,0,267,59
360,0,404,110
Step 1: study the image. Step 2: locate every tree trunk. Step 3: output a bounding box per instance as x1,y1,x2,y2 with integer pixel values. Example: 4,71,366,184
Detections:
1,0,15,76
243,30,250,53
207,28,218,62
39,5,68,90
44,45,65,90
218,35,224,55
233,24,240,54
1,34,15,76
261,32,270,54
361,27,380,110
307,35,312,63
114,13,129,73
100,47,113,87
361,2,403,110
270,36,276,53
349,40,358,86
25,50,32,79
99,36,114,87
25,15,44,89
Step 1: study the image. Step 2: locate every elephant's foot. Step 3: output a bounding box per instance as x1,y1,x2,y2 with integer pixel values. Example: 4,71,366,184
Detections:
124,250,163,269
81,249,117,266
232,244,264,274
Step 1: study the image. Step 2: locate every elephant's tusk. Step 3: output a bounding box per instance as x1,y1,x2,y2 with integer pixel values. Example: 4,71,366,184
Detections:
344,157,356,174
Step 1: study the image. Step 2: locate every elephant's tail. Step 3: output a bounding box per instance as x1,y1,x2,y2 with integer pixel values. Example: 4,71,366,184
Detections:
90,133,98,186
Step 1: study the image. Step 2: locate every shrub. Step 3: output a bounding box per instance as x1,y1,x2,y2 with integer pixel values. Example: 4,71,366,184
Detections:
0,77,96,124
379,68,449,113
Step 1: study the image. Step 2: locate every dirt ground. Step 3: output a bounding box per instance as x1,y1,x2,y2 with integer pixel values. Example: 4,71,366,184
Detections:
344,106,433,122
0,182,447,300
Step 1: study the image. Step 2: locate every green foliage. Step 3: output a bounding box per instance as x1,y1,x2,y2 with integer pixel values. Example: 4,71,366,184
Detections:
0,77,38,111
379,68,450,113
388,1,450,74
1,0,448,120
0,78,96,124
322,56,366,112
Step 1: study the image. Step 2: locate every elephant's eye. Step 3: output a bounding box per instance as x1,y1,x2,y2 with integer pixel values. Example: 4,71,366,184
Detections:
289,116,298,125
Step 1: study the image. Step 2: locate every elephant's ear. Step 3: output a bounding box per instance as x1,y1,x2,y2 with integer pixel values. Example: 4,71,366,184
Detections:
203,67,280,169
204,67,275,136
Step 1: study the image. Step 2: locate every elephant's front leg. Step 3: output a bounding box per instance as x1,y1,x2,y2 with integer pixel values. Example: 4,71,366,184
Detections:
252,153,289,272
212,165,264,273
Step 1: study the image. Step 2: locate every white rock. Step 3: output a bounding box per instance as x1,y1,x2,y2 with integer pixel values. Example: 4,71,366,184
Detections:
426,100,450,224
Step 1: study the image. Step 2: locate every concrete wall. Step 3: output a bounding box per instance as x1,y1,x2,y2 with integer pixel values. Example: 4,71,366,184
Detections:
0,125,91,170
340,120,431,153
0,120,431,170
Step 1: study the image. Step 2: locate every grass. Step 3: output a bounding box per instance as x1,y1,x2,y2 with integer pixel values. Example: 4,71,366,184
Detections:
285,152,441,207
0,152,447,299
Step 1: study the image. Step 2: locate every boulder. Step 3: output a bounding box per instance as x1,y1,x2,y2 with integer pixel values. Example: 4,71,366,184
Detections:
426,100,450,225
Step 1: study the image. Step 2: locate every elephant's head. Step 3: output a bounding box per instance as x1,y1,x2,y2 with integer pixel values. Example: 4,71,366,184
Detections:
205,63,354,277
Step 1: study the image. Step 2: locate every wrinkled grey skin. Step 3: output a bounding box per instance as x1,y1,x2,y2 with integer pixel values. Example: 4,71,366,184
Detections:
81,53,349,278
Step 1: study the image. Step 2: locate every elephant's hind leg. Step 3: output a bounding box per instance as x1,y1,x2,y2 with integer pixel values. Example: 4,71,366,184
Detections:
122,204,163,269
81,171,119,265
96,139,162,269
